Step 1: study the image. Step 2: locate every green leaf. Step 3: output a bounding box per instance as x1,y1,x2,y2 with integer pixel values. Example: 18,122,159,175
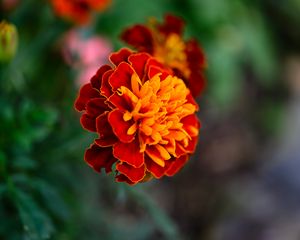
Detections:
16,190,55,240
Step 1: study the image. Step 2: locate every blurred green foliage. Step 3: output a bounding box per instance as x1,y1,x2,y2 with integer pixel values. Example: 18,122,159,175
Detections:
0,0,298,239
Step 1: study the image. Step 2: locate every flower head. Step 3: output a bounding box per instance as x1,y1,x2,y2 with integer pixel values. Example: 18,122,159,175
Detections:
121,14,206,98
75,48,200,185
51,0,111,24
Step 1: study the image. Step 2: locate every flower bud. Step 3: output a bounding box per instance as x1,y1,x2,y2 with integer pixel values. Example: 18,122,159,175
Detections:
0,21,18,62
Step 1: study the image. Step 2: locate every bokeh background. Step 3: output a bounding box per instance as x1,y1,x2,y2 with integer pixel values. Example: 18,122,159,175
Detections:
1,0,300,239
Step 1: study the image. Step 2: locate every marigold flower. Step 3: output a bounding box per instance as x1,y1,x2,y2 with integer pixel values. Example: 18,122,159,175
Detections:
74,48,200,185
121,14,206,98
51,0,111,24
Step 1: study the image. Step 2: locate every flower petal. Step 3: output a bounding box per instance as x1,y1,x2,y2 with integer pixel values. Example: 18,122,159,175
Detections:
165,155,188,176
115,174,135,185
80,113,96,132
144,155,172,179
113,138,144,168
128,52,151,80
158,14,185,36
109,48,132,66
109,62,134,91
121,25,154,53
86,98,109,117
85,144,116,173
116,162,145,183
108,109,135,143
95,112,118,147
90,64,112,90
74,83,99,111
100,69,114,98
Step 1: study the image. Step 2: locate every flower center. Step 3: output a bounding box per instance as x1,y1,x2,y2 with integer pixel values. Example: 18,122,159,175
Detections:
117,72,197,167
153,33,190,79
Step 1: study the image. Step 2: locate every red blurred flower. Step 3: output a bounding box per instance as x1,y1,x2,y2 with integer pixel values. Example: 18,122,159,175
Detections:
74,48,200,185
121,14,206,98
51,0,111,24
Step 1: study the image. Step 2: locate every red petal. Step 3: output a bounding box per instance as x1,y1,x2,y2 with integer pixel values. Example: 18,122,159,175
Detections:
100,69,114,98
90,65,112,90
109,62,134,91
128,52,150,80
188,72,206,98
116,162,145,183
115,174,135,185
95,112,118,147
108,109,135,143
182,114,200,134
113,138,144,168
165,155,189,176
186,39,206,68
109,48,132,66
158,14,185,36
86,98,109,117
186,92,199,111
121,25,154,53
108,92,133,111
84,144,116,174
74,83,99,111
185,136,198,153
80,113,96,132
144,155,172,179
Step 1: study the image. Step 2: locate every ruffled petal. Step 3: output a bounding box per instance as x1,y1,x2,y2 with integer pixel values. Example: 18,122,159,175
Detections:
109,48,132,66
100,69,114,98
144,155,172,179
95,112,118,147
158,14,185,36
80,113,96,132
90,64,112,90
113,138,144,168
165,155,189,176
109,62,134,91
116,162,145,183
74,83,99,111
84,144,116,173
86,98,109,117
128,52,151,80
108,109,135,143
115,174,135,185
121,25,154,53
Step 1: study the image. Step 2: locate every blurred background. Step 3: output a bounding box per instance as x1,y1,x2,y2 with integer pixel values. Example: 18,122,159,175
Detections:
1,0,300,239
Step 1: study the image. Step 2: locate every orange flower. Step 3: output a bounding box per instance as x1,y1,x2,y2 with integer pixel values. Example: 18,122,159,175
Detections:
74,48,200,185
121,14,206,98
51,0,111,24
